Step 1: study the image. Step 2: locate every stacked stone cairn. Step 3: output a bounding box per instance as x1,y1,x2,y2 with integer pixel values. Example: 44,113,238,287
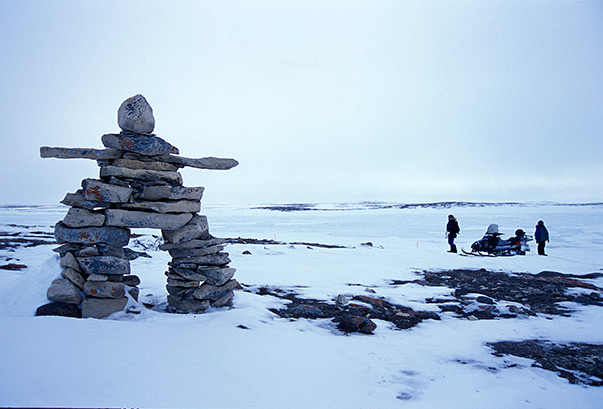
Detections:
38,94,239,318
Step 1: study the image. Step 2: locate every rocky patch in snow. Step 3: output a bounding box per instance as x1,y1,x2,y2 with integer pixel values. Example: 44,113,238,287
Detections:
247,286,440,334
488,340,603,386
392,269,603,319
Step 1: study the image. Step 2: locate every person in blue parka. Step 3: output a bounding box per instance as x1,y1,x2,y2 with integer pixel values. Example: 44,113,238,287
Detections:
534,220,549,256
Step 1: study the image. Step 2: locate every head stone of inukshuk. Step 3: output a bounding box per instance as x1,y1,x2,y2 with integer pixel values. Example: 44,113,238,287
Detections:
38,94,239,319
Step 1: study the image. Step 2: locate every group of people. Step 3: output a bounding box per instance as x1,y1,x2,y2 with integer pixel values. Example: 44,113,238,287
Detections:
445,215,550,255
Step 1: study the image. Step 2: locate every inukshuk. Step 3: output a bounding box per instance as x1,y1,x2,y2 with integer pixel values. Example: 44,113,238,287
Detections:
38,94,239,318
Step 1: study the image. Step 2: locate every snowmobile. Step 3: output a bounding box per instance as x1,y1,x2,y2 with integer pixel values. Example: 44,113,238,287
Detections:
462,224,532,256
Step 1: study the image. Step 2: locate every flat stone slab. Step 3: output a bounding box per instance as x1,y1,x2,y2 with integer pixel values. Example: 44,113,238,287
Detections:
40,147,122,160
158,155,238,170
167,295,209,313
102,133,178,156
120,200,200,214
82,297,127,318
111,158,179,172
100,166,183,185
62,207,105,228
105,209,193,230
203,267,236,286
77,256,131,276
162,215,209,244
139,185,204,201
193,279,238,301
54,222,130,246
159,237,225,251
170,253,231,266
82,179,133,203
167,245,224,259
61,190,111,210
84,281,126,299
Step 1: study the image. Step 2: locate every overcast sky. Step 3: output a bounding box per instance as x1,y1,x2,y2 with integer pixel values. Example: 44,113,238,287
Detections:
1,1,602,206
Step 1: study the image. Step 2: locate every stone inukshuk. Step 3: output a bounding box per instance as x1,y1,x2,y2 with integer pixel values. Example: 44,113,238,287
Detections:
39,94,239,318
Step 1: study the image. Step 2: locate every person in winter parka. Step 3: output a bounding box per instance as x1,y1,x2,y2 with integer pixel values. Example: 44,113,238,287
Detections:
446,215,460,253
534,220,549,256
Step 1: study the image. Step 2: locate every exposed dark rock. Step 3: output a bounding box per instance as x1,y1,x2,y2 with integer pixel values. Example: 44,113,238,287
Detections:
0,263,28,270
393,269,603,318
35,302,82,318
488,340,603,386
255,286,439,334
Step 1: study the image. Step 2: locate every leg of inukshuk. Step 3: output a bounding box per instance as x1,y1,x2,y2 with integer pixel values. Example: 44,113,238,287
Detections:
38,94,238,318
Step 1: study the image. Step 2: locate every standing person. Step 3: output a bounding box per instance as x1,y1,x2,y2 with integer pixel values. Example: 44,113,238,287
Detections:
446,215,460,253
534,220,549,256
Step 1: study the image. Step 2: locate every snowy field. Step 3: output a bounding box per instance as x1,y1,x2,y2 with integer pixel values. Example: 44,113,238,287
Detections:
0,202,602,409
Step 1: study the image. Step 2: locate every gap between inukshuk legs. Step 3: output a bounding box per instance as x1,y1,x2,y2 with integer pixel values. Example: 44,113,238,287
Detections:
39,95,239,318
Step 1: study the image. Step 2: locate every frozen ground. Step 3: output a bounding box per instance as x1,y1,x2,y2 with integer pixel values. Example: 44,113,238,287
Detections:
0,202,602,408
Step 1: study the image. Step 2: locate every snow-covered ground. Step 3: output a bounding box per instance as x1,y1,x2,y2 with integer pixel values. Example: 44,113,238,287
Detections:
1,202,602,408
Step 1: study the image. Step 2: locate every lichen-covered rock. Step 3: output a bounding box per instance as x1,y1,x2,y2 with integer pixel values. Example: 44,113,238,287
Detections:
54,222,130,246
83,281,126,299
117,94,155,134
77,256,131,276
82,179,132,203
167,295,209,313
101,133,178,156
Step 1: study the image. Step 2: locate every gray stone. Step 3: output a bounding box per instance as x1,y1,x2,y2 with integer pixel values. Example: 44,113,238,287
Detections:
40,146,122,160
170,253,231,266
96,244,126,258
159,237,225,251
123,275,141,286
203,267,236,286
82,179,132,203
193,280,238,301
87,274,108,282
62,207,105,228
162,215,209,244
60,252,80,271
111,158,179,172
54,222,130,246
61,190,111,210
167,295,209,313
120,200,201,214
47,278,83,304
158,155,238,170
75,246,99,257
102,133,178,156
166,277,201,288
100,166,183,185
77,256,131,276
168,267,207,282
104,209,192,230
117,94,155,134
84,281,126,299
166,285,195,299
127,286,139,301
140,185,204,201
53,244,83,257
168,245,224,259
61,267,85,290
211,290,234,308
82,297,128,318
